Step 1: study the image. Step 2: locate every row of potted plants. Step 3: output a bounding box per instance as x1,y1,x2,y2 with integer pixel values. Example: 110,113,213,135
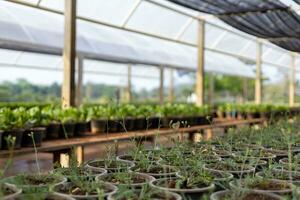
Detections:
0,104,212,150
1,117,300,199
215,103,297,119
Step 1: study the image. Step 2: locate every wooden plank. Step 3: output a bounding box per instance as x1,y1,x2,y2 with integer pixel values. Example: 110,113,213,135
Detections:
168,69,174,102
196,20,205,106
76,56,83,106
159,67,164,105
0,118,265,158
289,54,296,107
62,0,77,108
255,41,262,104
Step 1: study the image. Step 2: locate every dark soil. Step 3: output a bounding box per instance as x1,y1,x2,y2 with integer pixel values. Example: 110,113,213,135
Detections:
220,193,279,200
161,179,209,189
247,180,291,190
57,183,112,196
89,160,128,169
104,174,147,184
133,165,174,174
19,175,58,186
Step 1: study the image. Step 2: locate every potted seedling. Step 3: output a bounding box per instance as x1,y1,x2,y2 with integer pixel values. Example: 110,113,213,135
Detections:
0,107,26,149
74,107,91,136
150,169,215,200
54,180,117,199
3,173,66,194
210,190,283,200
42,107,61,140
96,172,154,189
88,106,108,134
58,108,78,139
256,169,300,186
108,185,182,200
229,177,294,196
53,166,107,181
117,104,138,132
204,159,255,178
15,192,75,200
0,183,22,200
22,106,47,147
176,169,233,191
86,158,134,173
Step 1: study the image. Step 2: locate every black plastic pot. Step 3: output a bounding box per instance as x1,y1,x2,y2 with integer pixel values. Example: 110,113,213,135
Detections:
134,117,146,130
75,121,91,136
46,123,61,140
1,129,24,150
146,117,160,129
59,123,75,139
90,119,107,134
107,120,120,133
22,127,45,147
195,116,211,125
122,117,135,132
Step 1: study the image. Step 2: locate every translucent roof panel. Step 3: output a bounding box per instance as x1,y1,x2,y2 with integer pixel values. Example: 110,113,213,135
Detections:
0,48,22,64
205,51,255,78
179,19,197,44
126,1,190,38
77,0,138,26
15,52,62,68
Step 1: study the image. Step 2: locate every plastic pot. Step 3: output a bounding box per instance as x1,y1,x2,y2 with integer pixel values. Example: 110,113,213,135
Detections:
204,164,255,178
130,165,176,179
229,179,294,196
4,174,67,194
96,172,155,189
60,123,75,139
15,192,75,200
210,190,283,200
134,117,146,131
85,159,134,173
1,129,24,150
54,181,117,199
46,123,61,140
75,121,91,136
107,189,182,200
150,177,215,200
22,127,45,147
52,167,107,181
90,119,106,134
146,117,160,129
107,120,120,133
0,183,22,200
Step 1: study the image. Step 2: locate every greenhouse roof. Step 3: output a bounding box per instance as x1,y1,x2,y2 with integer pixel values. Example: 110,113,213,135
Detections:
0,0,299,80
167,0,300,52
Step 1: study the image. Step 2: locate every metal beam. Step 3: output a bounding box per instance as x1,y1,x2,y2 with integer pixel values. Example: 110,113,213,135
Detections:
196,20,205,106
62,0,77,108
159,66,164,105
290,54,296,107
255,41,262,104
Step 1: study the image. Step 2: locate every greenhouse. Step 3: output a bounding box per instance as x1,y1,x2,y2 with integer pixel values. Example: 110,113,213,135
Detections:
1,0,300,199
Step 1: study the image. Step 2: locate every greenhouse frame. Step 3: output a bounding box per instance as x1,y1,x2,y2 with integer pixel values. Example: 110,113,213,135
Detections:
2,0,300,200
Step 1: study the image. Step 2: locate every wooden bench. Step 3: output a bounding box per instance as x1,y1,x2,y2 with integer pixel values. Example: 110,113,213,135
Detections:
0,118,265,167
